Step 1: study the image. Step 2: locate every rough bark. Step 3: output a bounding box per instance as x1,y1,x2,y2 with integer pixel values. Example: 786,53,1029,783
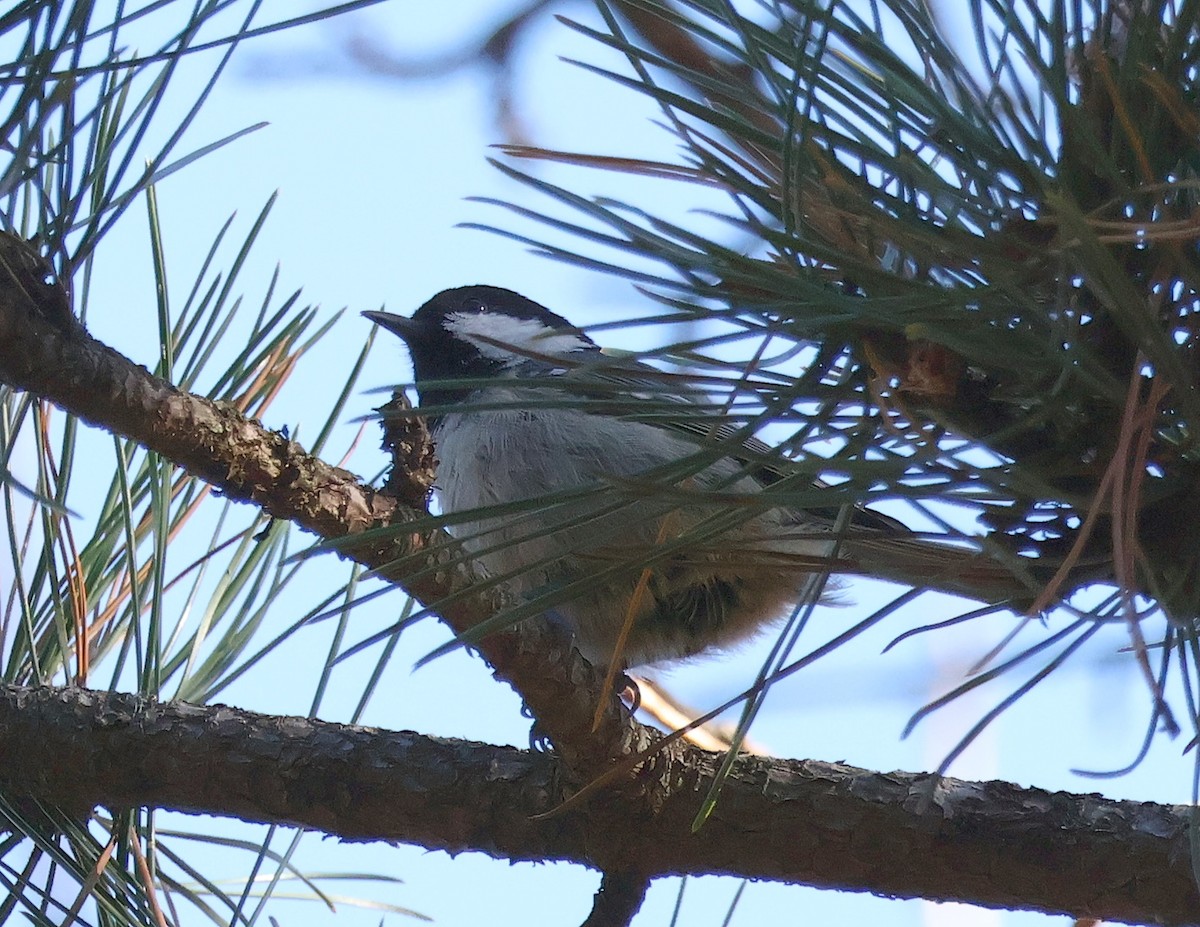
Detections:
0,685,1194,926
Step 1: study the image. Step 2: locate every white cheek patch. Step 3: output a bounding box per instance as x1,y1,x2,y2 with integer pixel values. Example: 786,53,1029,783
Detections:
446,312,592,362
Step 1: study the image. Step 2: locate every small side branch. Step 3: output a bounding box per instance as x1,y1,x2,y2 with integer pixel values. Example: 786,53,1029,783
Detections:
0,232,646,775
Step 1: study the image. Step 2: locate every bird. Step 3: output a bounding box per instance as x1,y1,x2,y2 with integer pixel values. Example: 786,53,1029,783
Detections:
365,285,1025,669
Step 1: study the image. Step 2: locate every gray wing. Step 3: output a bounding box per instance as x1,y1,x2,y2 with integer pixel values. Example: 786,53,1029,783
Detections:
537,351,908,535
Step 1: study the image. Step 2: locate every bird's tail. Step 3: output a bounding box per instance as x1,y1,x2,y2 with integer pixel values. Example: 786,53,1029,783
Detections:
835,533,1042,606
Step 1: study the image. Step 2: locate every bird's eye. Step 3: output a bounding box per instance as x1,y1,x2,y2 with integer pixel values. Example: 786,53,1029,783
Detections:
462,298,488,314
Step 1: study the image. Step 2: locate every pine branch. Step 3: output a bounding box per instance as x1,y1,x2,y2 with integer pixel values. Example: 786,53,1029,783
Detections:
0,683,1193,926
501,0,1200,637
1,227,1196,924
0,230,649,778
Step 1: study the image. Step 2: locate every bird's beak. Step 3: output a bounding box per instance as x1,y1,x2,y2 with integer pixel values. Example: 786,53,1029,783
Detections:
362,310,425,344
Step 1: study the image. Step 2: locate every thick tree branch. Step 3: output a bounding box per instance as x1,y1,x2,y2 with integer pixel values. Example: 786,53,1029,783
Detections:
0,685,1194,926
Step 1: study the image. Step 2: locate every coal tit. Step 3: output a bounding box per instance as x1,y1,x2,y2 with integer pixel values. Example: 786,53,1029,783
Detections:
365,286,998,669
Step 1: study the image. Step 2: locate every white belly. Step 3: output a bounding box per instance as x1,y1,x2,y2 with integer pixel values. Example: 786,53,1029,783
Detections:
432,390,825,666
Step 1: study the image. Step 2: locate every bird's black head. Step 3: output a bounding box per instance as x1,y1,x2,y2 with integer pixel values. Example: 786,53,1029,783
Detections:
364,285,598,408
